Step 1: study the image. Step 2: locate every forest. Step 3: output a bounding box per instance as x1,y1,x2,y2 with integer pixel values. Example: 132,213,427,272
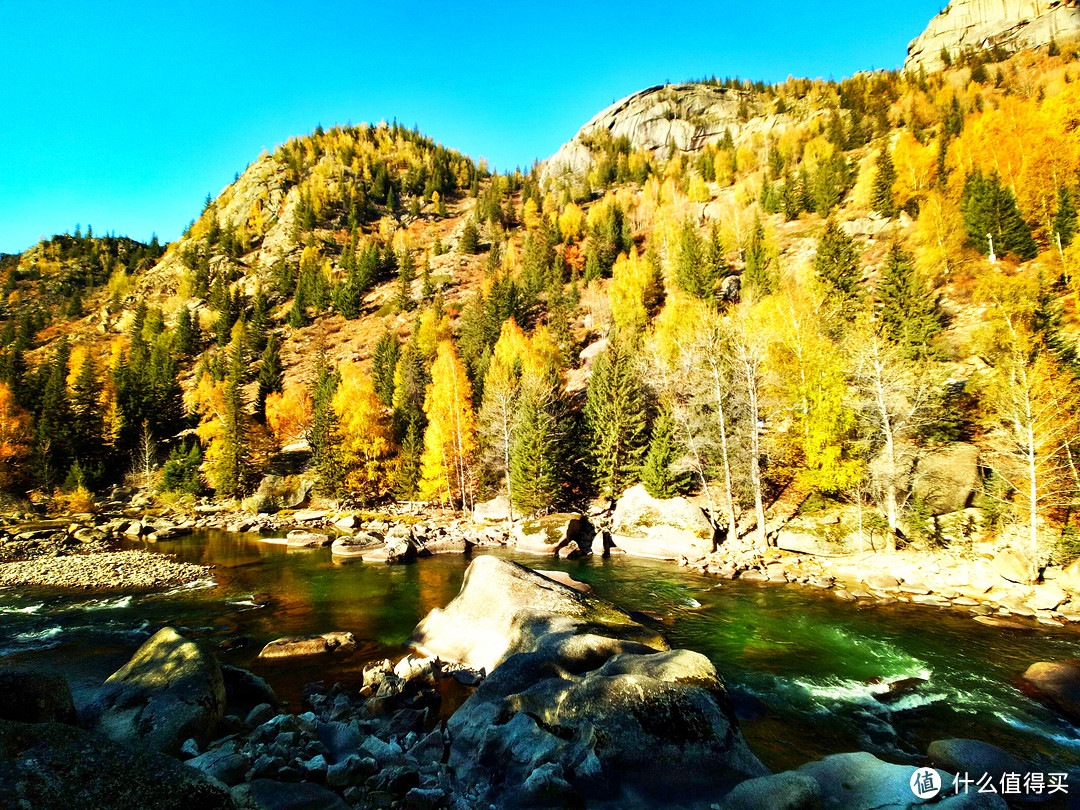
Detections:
3,46,1080,576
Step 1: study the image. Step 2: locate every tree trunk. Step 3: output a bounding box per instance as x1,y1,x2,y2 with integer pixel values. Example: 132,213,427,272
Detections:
709,361,737,539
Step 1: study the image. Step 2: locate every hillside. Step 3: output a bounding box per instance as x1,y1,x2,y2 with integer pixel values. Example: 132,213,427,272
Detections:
3,35,1080,578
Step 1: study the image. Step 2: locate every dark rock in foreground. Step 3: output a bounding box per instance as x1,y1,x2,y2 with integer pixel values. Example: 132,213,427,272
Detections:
1018,659,1080,724
449,648,768,807
0,718,235,810
83,626,226,756
0,667,78,724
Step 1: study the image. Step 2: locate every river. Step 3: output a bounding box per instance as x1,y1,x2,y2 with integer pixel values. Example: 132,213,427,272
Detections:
2,530,1080,774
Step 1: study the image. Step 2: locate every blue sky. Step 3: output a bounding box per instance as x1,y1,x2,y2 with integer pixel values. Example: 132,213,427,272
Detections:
0,1,944,253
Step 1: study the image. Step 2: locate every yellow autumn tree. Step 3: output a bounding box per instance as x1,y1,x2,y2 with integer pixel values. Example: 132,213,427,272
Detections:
333,363,393,502
0,382,30,490
266,383,314,447
912,190,965,284
610,248,663,333
419,340,476,509
891,131,937,211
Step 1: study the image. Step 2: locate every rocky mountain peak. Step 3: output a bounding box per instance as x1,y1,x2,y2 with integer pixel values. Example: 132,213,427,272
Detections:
906,0,1080,71
542,83,756,185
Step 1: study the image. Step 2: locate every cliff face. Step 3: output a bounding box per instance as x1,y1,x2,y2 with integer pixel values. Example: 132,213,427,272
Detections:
906,0,1080,71
542,83,801,185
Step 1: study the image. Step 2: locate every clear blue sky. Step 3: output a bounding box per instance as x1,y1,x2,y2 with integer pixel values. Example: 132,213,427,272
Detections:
0,0,944,254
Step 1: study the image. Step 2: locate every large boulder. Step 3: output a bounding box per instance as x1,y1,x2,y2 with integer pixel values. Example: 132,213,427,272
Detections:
408,556,667,673
83,627,226,755
912,442,980,515
220,665,278,716
330,532,382,557
1018,660,1080,724
359,526,421,563
512,513,591,556
473,494,513,525
0,667,77,724
1058,557,1080,594
285,530,332,548
610,484,715,560
0,718,236,810
795,752,991,810
720,772,821,810
448,648,768,807
258,632,357,661
927,739,1030,785
992,549,1033,584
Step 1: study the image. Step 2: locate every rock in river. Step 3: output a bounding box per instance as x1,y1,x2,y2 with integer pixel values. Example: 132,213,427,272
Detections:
610,483,716,560
408,555,666,673
258,631,358,661
1018,659,1080,724
512,512,591,556
82,627,226,756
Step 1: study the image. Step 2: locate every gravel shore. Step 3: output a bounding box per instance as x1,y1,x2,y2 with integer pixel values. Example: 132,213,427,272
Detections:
0,550,213,590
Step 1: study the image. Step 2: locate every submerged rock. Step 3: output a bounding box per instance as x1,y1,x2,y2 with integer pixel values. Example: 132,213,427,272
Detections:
83,627,226,755
285,530,332,548
408,556,666,673
0,718,236,810
258,632,357,661
329,532,381,556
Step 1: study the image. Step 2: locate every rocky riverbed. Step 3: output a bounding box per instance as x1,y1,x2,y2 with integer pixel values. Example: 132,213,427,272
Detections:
0,549,212,590
4,555,1075,809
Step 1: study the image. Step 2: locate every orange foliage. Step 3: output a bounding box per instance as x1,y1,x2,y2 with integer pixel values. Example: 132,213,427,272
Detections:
265,384,314,447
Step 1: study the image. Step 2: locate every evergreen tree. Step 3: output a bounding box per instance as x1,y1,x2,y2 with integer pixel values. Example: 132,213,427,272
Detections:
70,352,104,484
288,279,309,328
509,375,564,513
34,341,73,488
396,248,416,312
641,408,686,499
175,305,197,356
1054,186,1078,247
256,333,283,422
876,243,942,361
675,219,715,300
371,330,400,408
742,215,776,299
960,169,1038,260
813,218,862,302
584,337,649,497
249,287,270,353
309,343,343,494
459,218,480,254
871,146,897,218
213,330,249,497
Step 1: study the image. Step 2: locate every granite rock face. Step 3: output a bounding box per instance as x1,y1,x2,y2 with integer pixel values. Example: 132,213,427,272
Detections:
906,0,1080,72
543,83,763,184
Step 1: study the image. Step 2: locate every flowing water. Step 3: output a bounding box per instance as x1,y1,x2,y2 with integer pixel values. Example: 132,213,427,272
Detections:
3,530,1080,773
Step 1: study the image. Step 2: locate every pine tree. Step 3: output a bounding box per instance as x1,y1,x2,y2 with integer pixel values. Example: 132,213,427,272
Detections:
509,374,563,513
175,305,197,356
396,249,416,312
813,218,862,302
584,337,649,498
70,351,105,483
288,279,309,328
371,330,400,407
249,287,270,353
960,169,1038,260
876,243,941,361
871,146,897,217
459,218,480,254
309,343,343,495
675,219,715,300
1054,186,1078,248
640,407,685,499
742,215,776,299
256,333,283,422
212,330,249,497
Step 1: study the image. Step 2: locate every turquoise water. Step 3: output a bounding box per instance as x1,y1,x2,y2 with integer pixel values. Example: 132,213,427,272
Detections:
2,530,1080,773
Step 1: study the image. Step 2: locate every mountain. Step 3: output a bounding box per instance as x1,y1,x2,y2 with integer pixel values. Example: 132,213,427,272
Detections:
906,0,1080,71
